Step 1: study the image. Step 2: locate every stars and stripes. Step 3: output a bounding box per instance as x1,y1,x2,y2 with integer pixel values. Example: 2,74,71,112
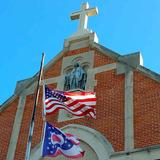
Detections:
41,122,84,158
44,85,96,118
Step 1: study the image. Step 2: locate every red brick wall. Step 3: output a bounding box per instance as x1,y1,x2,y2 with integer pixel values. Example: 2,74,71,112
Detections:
31,90,43,149
134,71,160,148
43,50,124,151
44,70,125,152
94,49,115,67
0,98,19,160
94,70,125,151
44,47,91,80
14,48,123,159
2,48,124,160
14,86,58,159
44,58,62,79
31,84,57,149
4,47,160,159
14,94,35,159
64,47,90,57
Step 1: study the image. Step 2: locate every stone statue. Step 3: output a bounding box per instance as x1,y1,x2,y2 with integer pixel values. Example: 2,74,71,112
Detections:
64,72,71,91
64,63,87,91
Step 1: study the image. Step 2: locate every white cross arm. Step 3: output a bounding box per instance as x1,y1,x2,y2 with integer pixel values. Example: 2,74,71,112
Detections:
70,12,80,20
70,7,98,20
86,7,98,17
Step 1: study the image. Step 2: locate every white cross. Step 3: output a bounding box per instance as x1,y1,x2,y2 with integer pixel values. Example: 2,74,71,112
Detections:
70,2,98,33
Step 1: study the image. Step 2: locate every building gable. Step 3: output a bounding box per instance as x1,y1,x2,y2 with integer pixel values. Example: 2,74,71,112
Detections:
1,2,160,159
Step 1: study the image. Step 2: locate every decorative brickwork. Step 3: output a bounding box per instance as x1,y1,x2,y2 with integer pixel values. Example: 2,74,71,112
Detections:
94,49,115,67
64,47,90,57
134,71,160,148
0,98,19,160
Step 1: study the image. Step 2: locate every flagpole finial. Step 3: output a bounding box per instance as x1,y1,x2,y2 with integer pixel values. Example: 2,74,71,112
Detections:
42,52,45,59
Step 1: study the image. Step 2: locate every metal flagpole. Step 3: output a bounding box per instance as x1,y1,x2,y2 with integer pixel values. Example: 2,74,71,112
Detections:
25,53,45,160
42,83,46,122
40,82,47,157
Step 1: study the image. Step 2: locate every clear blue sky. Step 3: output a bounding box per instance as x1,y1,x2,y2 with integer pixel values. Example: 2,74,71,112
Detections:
1,0,160,105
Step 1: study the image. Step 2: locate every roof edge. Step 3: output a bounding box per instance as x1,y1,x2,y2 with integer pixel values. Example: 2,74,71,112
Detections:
0,49,66,110
137,65,160,82
92,42,160,83
1,43,160,110
0,95,17,112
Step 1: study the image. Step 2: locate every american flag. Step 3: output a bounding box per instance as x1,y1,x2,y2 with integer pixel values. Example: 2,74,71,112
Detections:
44,85,96,118
41,122,84,158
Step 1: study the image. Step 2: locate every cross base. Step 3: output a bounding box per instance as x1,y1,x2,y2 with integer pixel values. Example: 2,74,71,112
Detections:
64,32,99,50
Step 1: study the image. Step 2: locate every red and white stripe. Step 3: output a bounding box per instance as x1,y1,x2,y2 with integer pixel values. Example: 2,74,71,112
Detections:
44,91,96,119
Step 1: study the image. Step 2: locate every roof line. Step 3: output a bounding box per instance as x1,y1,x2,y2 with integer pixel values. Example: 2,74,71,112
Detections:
92,42,160,82
0,49,66,109
1,42,160,109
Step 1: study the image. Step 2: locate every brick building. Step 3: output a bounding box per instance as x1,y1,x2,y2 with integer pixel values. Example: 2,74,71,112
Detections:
0,2,160,160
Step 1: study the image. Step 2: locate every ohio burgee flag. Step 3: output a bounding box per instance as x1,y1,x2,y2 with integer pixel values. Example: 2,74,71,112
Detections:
41,122,84,158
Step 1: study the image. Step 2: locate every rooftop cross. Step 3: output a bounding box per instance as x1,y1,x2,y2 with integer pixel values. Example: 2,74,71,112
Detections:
70,2,98,34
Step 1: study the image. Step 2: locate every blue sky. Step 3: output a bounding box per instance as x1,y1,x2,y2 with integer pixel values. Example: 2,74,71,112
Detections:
1,0,160,105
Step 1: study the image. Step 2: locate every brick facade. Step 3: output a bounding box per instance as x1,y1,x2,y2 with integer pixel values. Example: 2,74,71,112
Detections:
64,47,90,57
44,58,62,79
14,95,35,159
94,49,115,67
0,98,19,160
95,70,125,151
1,47,160,159
134,71,160,148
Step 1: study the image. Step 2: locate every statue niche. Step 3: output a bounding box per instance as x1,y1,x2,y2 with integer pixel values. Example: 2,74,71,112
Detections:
64,62,87,91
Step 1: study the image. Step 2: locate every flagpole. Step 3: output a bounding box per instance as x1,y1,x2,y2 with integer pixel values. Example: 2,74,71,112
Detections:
25,53,45,160
42,83,46,122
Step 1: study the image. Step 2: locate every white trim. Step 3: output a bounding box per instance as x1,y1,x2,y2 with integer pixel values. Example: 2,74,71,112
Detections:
6,96,26,160
110,146,160,160
124,71,134,151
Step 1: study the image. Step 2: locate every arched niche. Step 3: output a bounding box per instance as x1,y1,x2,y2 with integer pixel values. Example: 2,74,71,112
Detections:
63,62,89,91
30,124,114,160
